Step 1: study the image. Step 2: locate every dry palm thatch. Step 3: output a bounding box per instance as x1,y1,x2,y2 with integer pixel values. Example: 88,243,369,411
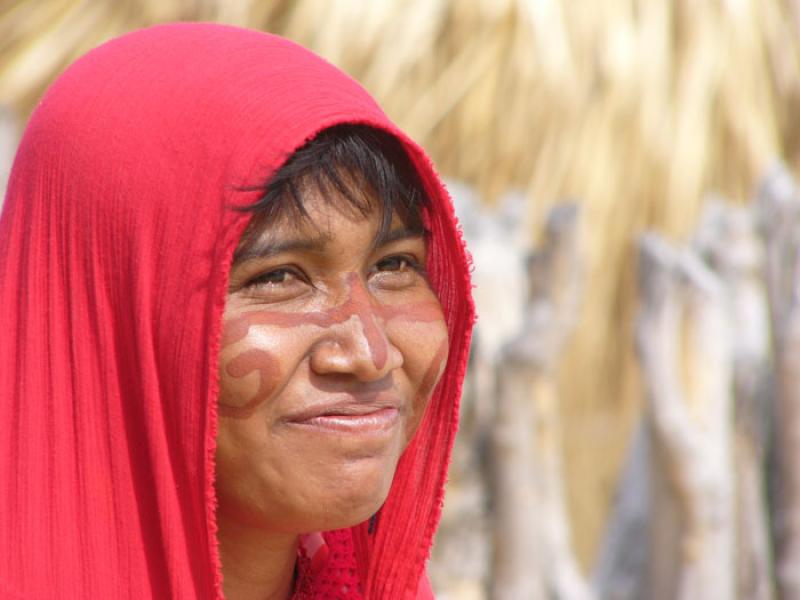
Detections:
3,0,800,570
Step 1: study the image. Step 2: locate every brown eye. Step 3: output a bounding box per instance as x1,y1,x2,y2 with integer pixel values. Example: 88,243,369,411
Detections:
370,254,428,292
376,254,424,273
246,268,298,288
237,266,312,303
376,256,410,272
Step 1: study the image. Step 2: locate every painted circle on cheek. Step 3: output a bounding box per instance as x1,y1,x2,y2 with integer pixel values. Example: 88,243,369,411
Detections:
220,347,281,419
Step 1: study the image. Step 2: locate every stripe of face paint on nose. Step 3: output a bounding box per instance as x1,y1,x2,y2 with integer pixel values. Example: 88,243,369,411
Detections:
341,272,387,371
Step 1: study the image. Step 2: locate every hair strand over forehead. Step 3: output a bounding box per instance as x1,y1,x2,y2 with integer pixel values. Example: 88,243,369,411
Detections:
235,124,430,258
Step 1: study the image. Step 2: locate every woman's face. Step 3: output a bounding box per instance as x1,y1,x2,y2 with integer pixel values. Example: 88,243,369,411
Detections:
215,186,449,535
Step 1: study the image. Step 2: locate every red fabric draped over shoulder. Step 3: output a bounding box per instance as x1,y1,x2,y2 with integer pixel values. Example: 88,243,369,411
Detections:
0,23,474,599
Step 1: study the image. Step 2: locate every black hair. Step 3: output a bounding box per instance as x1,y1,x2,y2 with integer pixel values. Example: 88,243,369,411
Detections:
235,124,430,259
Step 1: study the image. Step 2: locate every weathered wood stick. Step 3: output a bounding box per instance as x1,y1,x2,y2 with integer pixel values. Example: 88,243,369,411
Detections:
492,203,592,600
757,166,800,600
636,233,734,600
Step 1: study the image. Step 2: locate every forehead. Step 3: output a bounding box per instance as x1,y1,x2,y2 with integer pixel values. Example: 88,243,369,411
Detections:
263,190,381,241
233,185,424,264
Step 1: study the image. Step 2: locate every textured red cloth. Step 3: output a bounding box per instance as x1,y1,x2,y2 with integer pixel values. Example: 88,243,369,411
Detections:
0,23,474,599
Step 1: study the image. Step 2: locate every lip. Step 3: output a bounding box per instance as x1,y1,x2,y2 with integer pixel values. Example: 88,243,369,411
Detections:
285,398,401,435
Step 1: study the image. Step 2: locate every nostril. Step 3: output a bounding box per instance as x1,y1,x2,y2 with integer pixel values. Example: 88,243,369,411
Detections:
309,315,401,380
308,274,401,378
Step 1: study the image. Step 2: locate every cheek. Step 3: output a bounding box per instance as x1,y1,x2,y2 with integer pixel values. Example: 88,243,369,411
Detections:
389,317,450,436
218,347,281,418
217,312,305,419
416,333,450,402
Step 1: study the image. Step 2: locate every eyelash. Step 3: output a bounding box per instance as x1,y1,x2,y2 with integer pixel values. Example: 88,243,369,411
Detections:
245,267,304,288
373,254,425,274
243,254,426,289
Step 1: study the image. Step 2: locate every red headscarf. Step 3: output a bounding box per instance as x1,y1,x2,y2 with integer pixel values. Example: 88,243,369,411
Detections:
0,23,474,599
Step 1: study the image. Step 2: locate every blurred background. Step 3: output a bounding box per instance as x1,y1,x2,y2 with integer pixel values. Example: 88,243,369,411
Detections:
3,1,800,598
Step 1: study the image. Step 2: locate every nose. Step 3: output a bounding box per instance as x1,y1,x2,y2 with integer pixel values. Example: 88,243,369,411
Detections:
309,291,403,381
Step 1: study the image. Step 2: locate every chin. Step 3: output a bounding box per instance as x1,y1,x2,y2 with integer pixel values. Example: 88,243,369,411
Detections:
300,454,400,532
217,425,410,534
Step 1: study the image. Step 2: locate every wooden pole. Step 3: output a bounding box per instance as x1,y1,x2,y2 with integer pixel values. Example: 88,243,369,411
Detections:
636,234,734,600
758,166,800,600
491,204,592,600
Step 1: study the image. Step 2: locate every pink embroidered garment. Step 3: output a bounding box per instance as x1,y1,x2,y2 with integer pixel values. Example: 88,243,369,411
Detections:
0,23,474,598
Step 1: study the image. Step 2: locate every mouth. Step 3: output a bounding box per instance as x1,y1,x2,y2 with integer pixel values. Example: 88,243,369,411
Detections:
284,398,401,435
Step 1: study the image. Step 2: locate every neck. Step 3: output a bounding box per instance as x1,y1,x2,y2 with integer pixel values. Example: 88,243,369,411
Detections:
216,511,298,600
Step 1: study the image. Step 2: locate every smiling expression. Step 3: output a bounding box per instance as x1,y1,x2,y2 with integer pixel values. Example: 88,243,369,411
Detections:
214,188,449,535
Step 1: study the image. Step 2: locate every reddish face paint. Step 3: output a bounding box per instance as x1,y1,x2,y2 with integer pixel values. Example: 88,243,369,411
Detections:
218,271,449,419
219,348,281,418
416,338,450,403
343,272,387,370
222,297,444,343
219,295,447,418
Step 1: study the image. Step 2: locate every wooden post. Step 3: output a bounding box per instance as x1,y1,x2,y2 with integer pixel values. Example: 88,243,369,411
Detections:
695,200,774,600
600,196,774,600
593,419,652,600
429,185,529,599
635,234,734,600
757,165,800,600
491,203,592,600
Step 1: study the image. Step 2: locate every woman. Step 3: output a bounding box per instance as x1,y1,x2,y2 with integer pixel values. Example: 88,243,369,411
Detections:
0,23,473,599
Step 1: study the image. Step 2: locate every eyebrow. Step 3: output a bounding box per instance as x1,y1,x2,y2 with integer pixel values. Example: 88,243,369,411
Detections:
233,225,427,264
233,232,333,264
372,224,428,248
